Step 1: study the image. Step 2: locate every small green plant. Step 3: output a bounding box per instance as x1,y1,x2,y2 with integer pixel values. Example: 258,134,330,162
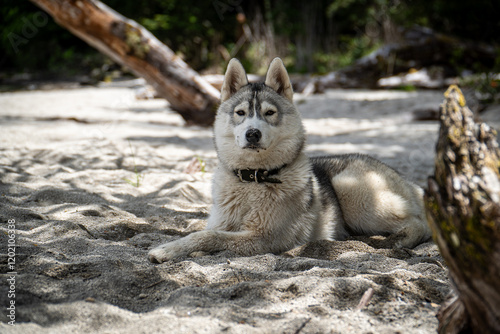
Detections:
196,155,206,173
123,141,143,187
393,84,417,92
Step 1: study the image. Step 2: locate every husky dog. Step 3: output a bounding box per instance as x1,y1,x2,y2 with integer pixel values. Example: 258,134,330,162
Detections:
148,58,431,263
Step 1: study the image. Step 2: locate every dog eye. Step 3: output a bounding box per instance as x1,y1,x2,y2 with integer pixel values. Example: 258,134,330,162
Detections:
235,110,245,116
265,110,276,116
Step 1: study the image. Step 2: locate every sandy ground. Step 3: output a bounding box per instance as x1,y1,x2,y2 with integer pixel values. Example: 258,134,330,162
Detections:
0,85,451,333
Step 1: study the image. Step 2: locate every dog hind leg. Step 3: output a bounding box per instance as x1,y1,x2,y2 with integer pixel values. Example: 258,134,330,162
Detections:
393,216,432,248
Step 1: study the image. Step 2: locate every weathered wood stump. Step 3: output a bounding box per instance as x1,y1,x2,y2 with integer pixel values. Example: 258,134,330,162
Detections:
425,85,500,333
30,0,220,126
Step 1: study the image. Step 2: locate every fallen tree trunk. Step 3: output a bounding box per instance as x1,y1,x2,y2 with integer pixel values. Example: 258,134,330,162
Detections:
30,0,220,126
425,85,500,333
311,26,497,92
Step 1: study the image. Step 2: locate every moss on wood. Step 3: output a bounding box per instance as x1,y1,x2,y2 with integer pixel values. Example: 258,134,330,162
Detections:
425,85,500,332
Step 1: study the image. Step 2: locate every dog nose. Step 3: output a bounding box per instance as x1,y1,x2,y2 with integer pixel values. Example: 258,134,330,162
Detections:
245,128,262,144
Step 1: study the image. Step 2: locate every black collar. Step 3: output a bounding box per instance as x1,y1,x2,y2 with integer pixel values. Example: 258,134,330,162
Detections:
234,165,286,184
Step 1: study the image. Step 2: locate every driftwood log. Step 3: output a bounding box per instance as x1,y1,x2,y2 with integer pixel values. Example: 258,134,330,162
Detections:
312,27,497,91
30,0,220,126
425,85,500,333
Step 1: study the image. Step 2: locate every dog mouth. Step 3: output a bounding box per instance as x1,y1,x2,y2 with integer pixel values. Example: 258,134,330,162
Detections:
243,144,265,151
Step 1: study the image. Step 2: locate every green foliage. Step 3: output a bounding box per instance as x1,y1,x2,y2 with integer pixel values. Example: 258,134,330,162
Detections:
102,0,237,70
389,0,500,43
313,36,381,74
0,0,498,77
1,1,107,75
392,84,417,92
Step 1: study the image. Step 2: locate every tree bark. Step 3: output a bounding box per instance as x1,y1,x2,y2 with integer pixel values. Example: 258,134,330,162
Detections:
425,85,500,333
30,0,220,126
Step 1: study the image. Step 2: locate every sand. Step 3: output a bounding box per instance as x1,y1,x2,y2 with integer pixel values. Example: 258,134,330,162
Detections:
0,84,450,333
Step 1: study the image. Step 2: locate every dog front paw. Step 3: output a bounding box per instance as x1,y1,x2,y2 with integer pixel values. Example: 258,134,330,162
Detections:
148,241,186,263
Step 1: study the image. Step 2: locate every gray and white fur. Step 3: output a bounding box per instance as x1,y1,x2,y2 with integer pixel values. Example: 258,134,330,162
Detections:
148,58,431,263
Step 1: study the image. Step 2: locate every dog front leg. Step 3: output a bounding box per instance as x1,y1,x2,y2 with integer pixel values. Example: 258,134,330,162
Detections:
148,230,265,263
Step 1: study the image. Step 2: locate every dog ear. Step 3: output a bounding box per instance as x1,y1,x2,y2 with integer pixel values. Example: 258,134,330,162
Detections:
221,58,249,102
265,57,293,101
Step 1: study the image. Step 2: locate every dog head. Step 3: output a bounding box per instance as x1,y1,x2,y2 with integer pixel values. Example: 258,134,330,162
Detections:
214,58,305,170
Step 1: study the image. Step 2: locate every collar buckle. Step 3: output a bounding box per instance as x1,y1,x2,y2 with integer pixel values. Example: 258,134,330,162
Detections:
237,169,245,183
234,166,285,184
